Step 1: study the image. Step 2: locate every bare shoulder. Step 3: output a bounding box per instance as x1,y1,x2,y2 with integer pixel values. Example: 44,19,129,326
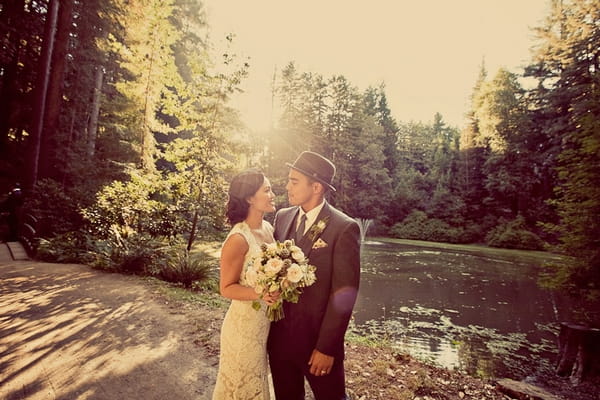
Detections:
221,233,249,256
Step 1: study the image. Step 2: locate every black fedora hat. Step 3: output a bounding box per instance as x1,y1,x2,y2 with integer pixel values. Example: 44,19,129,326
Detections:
286,151,336,192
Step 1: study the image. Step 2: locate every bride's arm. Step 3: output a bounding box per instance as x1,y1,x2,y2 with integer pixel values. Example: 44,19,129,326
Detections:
219,233,260,301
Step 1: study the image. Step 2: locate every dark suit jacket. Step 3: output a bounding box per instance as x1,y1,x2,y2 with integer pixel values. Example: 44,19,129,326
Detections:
267,201,361,362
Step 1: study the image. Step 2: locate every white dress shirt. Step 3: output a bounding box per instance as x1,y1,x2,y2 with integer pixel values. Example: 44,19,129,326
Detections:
296,200,325,235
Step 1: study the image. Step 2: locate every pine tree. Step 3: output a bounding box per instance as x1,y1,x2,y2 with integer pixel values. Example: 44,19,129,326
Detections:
529,0,600,309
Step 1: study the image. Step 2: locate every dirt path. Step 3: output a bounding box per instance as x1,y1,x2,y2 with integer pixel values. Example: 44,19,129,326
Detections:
0,260,219,400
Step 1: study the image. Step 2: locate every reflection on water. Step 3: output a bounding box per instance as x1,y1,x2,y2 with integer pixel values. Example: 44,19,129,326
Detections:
352,240,573,380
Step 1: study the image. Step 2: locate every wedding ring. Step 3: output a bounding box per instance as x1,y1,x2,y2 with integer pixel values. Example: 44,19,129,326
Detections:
321,370,326,374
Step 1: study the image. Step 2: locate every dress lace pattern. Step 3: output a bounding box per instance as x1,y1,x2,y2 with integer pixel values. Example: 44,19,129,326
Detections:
212,221,273,400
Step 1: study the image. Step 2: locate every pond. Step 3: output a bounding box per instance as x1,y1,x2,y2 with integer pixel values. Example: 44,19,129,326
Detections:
351,239,575,381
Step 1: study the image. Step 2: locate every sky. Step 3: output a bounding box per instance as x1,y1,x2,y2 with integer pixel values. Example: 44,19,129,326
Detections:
202,1,550,132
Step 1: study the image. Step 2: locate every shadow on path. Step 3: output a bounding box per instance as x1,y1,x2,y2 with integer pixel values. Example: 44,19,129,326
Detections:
0,261,216,400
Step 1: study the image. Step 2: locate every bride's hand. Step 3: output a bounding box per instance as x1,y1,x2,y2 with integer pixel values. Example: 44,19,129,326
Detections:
262,291,281,306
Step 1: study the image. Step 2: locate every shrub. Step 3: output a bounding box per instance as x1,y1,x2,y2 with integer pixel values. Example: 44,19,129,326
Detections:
89,226,167,274
36,231,97,264
158,246,217,289
81,176,186,239
389,211,467,244
485,216,545,250
25,179,87,237
389,211,428,240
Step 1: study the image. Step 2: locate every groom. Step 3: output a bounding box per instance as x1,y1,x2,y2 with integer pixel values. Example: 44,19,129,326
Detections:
268,151,361,400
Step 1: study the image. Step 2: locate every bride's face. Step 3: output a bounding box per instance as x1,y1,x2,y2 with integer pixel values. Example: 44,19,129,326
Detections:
248,178,276,213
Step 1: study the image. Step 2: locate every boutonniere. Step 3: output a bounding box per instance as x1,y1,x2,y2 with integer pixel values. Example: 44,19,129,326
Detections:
312,238,328,249
307,216,329,242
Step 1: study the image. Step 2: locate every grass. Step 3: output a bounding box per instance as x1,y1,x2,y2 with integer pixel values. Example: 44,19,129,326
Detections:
142,276,228,309
371,236,565,263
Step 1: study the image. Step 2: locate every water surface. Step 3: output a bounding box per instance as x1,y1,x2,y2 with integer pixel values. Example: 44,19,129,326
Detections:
351,239,573,380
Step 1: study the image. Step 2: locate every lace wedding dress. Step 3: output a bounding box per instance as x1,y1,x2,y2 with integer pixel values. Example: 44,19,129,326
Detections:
212,221,273,400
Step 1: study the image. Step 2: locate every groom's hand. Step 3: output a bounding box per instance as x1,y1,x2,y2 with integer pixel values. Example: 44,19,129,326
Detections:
308,349,334,376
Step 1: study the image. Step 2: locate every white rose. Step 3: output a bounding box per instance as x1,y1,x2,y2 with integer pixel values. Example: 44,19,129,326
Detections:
265,258,284,276
291,250,305,263
254,284,265,294
286,264,303,283
245,268,258,287
305,271,316,286
266,242,278,253
256,271,267,281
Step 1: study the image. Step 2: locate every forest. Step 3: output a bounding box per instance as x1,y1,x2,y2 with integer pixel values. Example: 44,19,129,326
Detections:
0,1,598,319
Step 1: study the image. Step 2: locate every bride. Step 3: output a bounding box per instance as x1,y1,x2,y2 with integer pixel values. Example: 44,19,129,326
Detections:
212,169,279,400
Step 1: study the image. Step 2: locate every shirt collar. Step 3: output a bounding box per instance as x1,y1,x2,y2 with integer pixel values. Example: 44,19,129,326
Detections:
298,200,325,232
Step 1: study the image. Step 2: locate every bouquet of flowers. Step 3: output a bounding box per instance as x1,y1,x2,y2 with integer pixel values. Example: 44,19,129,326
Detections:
246,239,317,321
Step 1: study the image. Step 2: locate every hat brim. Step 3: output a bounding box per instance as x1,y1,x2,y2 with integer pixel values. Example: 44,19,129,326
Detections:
286,163,336,192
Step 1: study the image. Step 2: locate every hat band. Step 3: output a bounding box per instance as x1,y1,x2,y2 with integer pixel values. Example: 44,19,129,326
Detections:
311,171,328,182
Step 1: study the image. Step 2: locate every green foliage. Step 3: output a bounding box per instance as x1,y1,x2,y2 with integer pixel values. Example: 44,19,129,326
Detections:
335,105,392,219
162,135,230,243
462,215,499,244
428,184,466,226
389,211,467,244
396,121,438,175
158,246,217,290
36,228,218,290
89,225,167,274
35,231,98,264
526,0,600,312
485,216,544,250
25,179,88,237
270,66,394,220
0,1,46,174
82,169,188,238
473,69,525,152
3,0,599,331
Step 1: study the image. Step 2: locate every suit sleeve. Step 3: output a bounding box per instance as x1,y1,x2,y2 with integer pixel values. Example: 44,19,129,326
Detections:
315,219,361,356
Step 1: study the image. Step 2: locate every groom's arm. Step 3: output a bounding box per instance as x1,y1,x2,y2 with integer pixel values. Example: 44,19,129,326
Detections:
315,218,361,356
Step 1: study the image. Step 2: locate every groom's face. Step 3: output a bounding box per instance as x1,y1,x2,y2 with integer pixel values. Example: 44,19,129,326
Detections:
286,169,318,207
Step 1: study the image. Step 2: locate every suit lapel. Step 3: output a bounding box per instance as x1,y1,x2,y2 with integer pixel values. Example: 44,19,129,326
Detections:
281,207,300,241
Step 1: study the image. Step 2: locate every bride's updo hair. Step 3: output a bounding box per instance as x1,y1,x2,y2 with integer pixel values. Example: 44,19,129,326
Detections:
226,169,266,225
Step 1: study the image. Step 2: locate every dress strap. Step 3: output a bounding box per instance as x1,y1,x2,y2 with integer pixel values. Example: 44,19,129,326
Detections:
226,222,254,247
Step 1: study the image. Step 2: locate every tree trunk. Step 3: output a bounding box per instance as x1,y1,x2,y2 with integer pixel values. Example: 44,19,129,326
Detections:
0,0,26,156
87,67,104,158
39,0,75,180
186,174,206,252
555,322,600,384
28,0,59,189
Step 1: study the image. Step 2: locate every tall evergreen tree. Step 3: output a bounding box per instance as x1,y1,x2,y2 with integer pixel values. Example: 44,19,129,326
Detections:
474,69,535,220
363,83,400,176
457,63,491,228
529,0,600,306
337,93,391,220
266,62,307,180
0,0,34,166
110,0,181,170
37,0,75,181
